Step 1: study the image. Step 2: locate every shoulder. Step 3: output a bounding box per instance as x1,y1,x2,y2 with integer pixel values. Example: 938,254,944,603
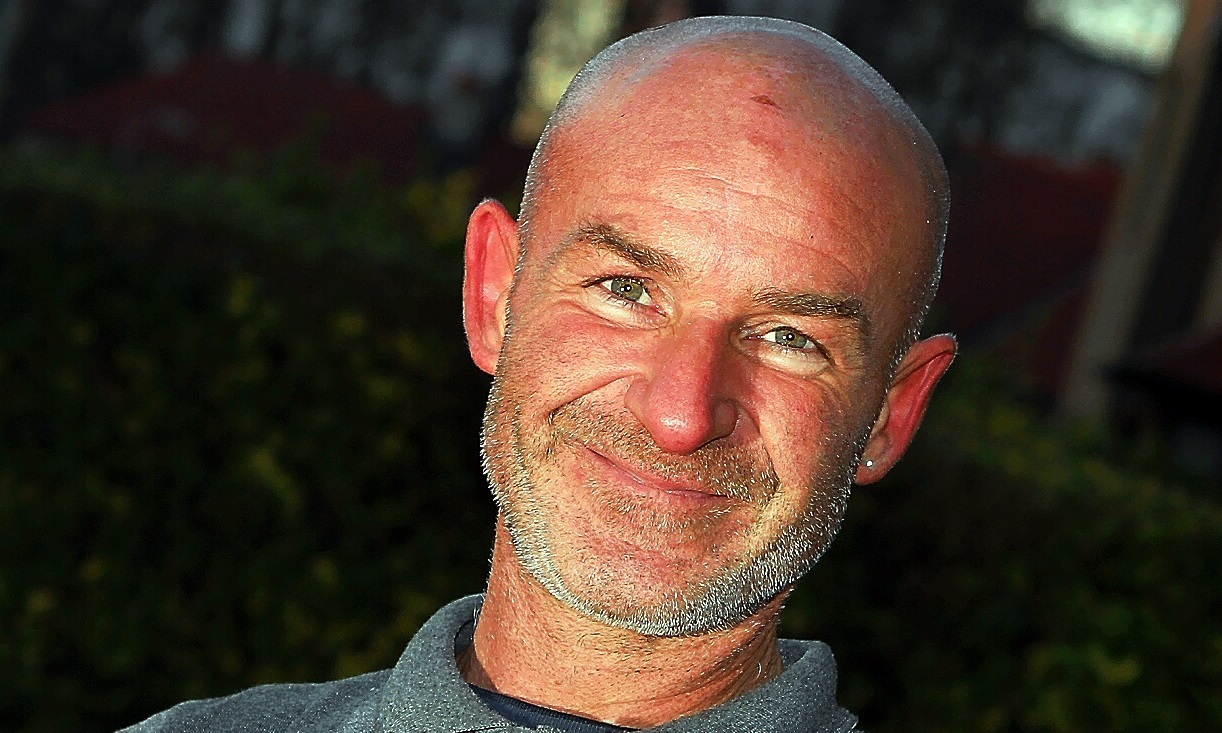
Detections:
119,669,391,733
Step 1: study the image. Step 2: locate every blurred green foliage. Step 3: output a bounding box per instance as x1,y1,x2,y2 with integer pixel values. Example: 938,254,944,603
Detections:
789,357,1221,731
0,144,493,732
1,144,1218,733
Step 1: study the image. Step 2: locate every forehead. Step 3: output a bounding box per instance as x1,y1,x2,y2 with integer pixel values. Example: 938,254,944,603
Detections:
525,42,934,327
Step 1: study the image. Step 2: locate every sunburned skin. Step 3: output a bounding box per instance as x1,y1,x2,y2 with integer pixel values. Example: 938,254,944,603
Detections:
527,19,949,320
458,15,957,728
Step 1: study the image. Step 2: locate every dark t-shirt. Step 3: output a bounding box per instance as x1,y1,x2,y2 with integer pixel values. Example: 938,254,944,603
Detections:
469,684,636,732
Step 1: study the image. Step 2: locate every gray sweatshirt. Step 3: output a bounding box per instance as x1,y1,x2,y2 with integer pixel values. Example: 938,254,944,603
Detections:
121,595,859,732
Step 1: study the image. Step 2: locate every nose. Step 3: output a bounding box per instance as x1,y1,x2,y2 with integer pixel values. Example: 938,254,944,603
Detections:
624,317,739,454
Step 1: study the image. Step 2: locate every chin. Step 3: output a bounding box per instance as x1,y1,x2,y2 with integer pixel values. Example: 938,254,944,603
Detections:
480,369,856,637
500,489,840,637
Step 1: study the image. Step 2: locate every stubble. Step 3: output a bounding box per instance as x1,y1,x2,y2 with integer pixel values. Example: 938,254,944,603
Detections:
480,361,862,637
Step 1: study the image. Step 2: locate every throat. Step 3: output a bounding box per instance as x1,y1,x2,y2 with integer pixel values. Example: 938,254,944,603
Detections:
459,529,789,729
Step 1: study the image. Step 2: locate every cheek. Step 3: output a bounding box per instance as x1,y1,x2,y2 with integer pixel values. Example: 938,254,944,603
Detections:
745,382,870,541
500,304,648,412
750,376,873,486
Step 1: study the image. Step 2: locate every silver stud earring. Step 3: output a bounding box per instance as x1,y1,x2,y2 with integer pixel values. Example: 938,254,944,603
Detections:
864,459,875,468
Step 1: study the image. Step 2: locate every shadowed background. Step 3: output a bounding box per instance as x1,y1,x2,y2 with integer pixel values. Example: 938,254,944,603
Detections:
0,1,1219,731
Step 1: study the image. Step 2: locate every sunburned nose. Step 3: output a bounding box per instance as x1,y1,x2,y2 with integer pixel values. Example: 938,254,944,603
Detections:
624,319,739,454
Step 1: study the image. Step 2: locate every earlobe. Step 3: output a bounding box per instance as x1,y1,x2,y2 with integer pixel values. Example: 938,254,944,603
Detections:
462,199,521,375
855,334,957,484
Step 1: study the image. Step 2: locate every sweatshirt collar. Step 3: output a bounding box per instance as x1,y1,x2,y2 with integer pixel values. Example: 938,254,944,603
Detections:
375,595,857,733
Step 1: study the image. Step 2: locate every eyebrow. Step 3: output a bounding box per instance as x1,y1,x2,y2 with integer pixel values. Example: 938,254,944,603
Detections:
568,223,686,278
558,224,871,339
753,287,871,338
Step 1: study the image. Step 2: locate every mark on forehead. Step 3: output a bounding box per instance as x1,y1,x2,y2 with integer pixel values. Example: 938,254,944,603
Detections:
750,94,779,108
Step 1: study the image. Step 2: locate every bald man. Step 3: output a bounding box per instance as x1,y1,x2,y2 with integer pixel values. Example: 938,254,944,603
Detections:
125,15,955,733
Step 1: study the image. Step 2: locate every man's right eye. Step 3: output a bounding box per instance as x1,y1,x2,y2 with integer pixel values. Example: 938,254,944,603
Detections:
599,277,652,306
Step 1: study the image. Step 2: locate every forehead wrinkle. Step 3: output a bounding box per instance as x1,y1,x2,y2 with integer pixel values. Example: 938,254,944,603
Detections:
555,222,687,279
526,18,948,318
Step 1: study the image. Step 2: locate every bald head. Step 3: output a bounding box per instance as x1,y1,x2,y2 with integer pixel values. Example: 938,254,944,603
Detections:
519,16,948,359
467,18,960,642
551,17,932,149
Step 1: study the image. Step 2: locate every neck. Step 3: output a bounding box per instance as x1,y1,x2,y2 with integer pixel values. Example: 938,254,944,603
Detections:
457,521,788,729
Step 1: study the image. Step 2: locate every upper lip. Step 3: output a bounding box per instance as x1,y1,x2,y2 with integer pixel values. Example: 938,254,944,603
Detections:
583,444,727,498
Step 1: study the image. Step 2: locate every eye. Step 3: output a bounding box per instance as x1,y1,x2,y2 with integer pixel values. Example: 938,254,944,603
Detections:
762,326,815,351
755,326,834,374
600,276,652,306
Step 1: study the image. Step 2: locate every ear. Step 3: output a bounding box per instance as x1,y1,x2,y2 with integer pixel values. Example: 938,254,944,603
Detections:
855,334,957,484
462,199,521,375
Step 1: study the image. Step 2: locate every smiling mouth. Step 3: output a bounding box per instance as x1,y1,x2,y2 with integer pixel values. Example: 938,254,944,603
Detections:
581,445,730,504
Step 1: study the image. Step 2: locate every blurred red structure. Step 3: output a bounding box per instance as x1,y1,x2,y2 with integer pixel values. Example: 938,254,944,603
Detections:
21,53,426,185
941,143,1123,393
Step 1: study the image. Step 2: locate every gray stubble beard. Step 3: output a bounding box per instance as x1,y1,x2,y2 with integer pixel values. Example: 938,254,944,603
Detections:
479,371,863,638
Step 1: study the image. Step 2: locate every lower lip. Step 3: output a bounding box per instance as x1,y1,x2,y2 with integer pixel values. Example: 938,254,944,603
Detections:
582,447,727,507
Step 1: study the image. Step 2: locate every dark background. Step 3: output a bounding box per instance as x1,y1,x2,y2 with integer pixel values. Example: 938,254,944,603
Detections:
1,1,1219,731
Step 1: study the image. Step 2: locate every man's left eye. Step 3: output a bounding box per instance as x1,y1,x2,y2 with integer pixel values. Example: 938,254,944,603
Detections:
763,326,815,350
600,277,652,305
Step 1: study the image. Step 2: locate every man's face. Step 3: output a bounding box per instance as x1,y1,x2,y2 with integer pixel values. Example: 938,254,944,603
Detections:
476,57,935,636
